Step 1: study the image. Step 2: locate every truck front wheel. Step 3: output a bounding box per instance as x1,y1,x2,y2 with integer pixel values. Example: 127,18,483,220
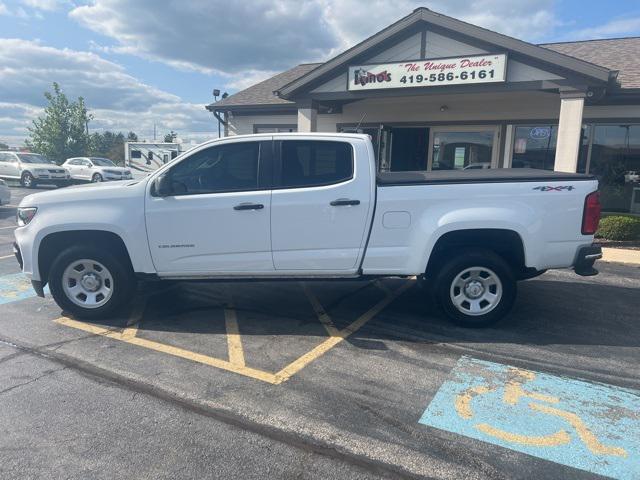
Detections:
49,245,135,319
434,249,516,328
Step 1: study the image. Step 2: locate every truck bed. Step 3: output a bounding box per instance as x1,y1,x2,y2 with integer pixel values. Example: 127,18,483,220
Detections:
377,168,595,186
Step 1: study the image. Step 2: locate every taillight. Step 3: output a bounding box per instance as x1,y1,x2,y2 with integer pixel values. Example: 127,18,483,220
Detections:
582,191,601,235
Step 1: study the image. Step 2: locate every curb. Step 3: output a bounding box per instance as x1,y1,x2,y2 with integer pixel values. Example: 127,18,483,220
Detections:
601,247,640,265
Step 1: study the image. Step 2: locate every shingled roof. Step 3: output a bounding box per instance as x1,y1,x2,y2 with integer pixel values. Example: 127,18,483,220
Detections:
209,37,640,111
541,37,640,89
208,63,320,110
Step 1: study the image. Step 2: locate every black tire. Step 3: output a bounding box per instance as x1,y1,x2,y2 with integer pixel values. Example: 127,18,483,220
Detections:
49,245,136,319
92,173,103,183
434,248,516,328
21,172,36,188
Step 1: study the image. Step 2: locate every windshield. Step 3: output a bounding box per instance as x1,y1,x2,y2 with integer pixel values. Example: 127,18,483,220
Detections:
17,153,56,164
90,157,116,167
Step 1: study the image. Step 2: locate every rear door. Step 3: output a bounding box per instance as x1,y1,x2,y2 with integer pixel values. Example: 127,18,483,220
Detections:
145,139,274,275
270,137,373,272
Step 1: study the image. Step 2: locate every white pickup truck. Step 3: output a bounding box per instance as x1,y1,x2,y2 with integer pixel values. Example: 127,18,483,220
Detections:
14,133,602,327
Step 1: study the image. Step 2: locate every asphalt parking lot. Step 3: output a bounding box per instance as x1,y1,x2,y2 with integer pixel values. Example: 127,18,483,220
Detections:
1,185,639,479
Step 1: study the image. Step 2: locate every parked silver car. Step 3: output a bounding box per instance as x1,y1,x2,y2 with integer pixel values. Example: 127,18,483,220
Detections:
0,151,71,188
63,157,133,183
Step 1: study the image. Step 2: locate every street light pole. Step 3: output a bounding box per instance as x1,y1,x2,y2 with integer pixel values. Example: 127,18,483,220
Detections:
213,89,220,138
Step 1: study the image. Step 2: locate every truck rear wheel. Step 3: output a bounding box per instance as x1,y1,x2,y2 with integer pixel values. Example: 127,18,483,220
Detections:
434,249,516,328
49,245,135,319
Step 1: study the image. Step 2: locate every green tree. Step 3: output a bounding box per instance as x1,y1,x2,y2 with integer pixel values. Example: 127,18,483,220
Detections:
127,131,138,142
0,141,8,150
26,82,92,164
88,130,131,166
164,130,177,143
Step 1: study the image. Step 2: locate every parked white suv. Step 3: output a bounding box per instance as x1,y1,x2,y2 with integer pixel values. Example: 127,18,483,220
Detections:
0,151,71,188
63,157,132,183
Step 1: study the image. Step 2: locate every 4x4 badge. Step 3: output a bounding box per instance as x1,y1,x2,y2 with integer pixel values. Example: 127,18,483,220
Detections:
533,186,575,192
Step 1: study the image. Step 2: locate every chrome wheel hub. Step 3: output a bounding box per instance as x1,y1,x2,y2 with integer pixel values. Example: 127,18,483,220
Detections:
62,259,113,309
450,267,502,316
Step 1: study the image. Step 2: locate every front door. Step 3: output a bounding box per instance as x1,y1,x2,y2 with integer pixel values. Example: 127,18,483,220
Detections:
145,140,274,275
270,138,372,272
429,126,500,170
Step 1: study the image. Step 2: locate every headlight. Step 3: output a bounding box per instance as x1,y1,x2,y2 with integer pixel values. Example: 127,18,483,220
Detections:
17,207,37,226
34,168,47,175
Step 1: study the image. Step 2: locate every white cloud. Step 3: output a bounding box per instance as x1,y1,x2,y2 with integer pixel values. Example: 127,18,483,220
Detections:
20,0,69,11
566,16,640,40
69,0,561,82
70,0,337,75
0,39,215,146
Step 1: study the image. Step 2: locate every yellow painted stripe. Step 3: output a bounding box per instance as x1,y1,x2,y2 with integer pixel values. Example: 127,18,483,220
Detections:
0,254,15,260
301,283,340,337
224,305,245,367
530,402,628,457
55,317,279,384
274,280,414,384
121,296,147,340
475,422,571,447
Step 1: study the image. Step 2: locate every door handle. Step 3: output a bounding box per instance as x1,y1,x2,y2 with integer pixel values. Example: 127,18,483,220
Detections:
330,198,360,206
233,202,264,211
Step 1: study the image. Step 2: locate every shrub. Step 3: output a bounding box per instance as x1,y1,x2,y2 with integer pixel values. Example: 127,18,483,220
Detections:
595,215,640,241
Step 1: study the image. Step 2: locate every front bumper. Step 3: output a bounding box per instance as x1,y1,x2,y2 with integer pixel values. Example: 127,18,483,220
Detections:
14,242,44,297
574,245,602,276
13,242,23,270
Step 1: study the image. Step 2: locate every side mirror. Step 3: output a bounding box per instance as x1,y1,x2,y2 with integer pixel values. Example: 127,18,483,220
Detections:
154,174,173,197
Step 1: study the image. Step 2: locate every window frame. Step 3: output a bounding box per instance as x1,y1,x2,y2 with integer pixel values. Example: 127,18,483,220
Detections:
152,140,273,198
272,139,355,190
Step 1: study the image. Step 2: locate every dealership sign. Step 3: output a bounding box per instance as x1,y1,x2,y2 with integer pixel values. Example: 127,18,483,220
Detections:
348,54,507,91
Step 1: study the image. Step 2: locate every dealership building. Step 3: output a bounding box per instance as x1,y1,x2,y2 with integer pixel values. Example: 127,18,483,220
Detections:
207,8,640,213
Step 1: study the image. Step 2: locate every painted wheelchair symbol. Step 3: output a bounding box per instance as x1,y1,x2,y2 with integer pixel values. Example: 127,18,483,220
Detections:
455,367,627,457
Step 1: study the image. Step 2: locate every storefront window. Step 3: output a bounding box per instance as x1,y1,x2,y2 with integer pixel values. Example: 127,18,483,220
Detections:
511,125,590,172
589,125,640,213
432,130,494,170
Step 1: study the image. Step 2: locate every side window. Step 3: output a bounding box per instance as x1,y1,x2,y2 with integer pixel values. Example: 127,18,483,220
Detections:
131,150,141,159
280,141,353,188
169,142,260,195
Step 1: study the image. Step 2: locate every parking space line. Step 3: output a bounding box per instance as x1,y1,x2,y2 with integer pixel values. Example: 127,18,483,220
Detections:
301,283,340,337
121,297,147,340
0,225,16,230
224,298,245,367
274,280,415,383
54,317,280,383
0,254,15,260
54,279,415,385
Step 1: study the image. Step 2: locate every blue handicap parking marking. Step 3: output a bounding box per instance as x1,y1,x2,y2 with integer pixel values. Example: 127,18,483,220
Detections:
419,356,640,480
0,272,48,305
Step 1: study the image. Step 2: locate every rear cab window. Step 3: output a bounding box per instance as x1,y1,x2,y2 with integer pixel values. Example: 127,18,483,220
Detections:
277,140,353,188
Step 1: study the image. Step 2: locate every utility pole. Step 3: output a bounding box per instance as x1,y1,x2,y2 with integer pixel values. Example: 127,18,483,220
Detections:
153,123,156,141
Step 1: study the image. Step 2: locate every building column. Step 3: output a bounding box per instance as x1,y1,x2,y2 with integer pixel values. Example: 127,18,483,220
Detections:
554,90,586,173
297,100,318,132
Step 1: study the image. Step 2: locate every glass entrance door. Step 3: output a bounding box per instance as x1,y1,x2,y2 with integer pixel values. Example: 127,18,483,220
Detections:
429,126,499,171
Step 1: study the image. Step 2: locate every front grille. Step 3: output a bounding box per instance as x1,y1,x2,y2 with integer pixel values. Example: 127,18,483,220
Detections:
104,170,121,175
48,169,65,174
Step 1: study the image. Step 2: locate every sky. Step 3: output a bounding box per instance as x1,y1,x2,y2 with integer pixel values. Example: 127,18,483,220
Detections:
0,0,639,147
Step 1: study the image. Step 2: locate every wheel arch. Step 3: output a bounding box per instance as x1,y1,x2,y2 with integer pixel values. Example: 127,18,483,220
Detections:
424,228,529,279
38,230,133,286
